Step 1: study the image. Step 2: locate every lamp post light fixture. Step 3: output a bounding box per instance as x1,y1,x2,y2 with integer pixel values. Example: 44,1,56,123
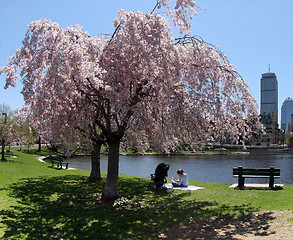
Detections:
2,112,7,123
1,112,7,161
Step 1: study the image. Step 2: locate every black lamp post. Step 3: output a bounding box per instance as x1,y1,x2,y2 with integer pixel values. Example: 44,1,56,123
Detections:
1,112,7,161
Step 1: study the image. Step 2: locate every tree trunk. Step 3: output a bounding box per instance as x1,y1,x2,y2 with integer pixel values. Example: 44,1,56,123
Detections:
88,140,103,181
1,139,5,161
102,137,120,201
38,136,41,152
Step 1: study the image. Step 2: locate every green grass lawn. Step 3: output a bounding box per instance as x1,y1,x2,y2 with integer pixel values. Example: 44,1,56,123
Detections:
0,150,292,239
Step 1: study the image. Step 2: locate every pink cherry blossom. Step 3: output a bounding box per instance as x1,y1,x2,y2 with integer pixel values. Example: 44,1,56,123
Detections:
0,2,262,200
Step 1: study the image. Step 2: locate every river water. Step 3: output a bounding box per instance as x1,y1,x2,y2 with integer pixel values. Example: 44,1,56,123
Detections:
66,152,293,185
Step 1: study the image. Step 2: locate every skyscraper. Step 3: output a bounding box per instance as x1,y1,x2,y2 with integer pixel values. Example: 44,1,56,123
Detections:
260,72,278,123
281,97,293,132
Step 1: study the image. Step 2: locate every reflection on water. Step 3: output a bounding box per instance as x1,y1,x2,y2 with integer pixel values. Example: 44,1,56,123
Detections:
66,153,293,185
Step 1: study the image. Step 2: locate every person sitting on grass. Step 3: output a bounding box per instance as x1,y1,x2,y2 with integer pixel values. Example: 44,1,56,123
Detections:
172,169,188,187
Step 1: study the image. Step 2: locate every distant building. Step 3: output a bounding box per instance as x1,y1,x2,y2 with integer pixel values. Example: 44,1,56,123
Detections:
289,136,293,148
281,97,293,132
291,114,293,132
260,72,278,123
259,72,283,145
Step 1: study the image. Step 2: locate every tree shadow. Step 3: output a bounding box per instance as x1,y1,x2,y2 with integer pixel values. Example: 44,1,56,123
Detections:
158,210,277,239
0,175,277,239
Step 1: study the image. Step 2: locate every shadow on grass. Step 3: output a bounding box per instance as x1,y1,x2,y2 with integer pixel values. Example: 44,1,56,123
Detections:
0,175,277,239
159,210,277,239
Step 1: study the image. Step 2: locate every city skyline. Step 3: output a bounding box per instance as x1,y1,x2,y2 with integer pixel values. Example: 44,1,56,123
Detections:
1,0,293,123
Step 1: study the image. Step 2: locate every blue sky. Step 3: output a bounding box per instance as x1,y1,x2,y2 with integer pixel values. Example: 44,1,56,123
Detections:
1,0,292,124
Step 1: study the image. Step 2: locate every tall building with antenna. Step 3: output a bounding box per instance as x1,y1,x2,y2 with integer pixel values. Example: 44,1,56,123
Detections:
260,71,278,123
259,70,284,145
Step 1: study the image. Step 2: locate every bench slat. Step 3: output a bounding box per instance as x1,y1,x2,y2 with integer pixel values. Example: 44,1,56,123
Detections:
233,168,280,176
233,175,280,178
233,167,280,171
233,172,280,177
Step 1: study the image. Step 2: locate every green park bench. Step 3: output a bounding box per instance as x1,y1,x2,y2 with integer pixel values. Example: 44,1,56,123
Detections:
233,166,280,189
51,155,69,169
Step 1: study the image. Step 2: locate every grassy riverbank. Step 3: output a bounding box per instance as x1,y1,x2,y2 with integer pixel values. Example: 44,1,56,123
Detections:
0,150,292,239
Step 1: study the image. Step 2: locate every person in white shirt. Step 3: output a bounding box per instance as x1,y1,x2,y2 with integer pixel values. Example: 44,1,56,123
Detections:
172,169,188,187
